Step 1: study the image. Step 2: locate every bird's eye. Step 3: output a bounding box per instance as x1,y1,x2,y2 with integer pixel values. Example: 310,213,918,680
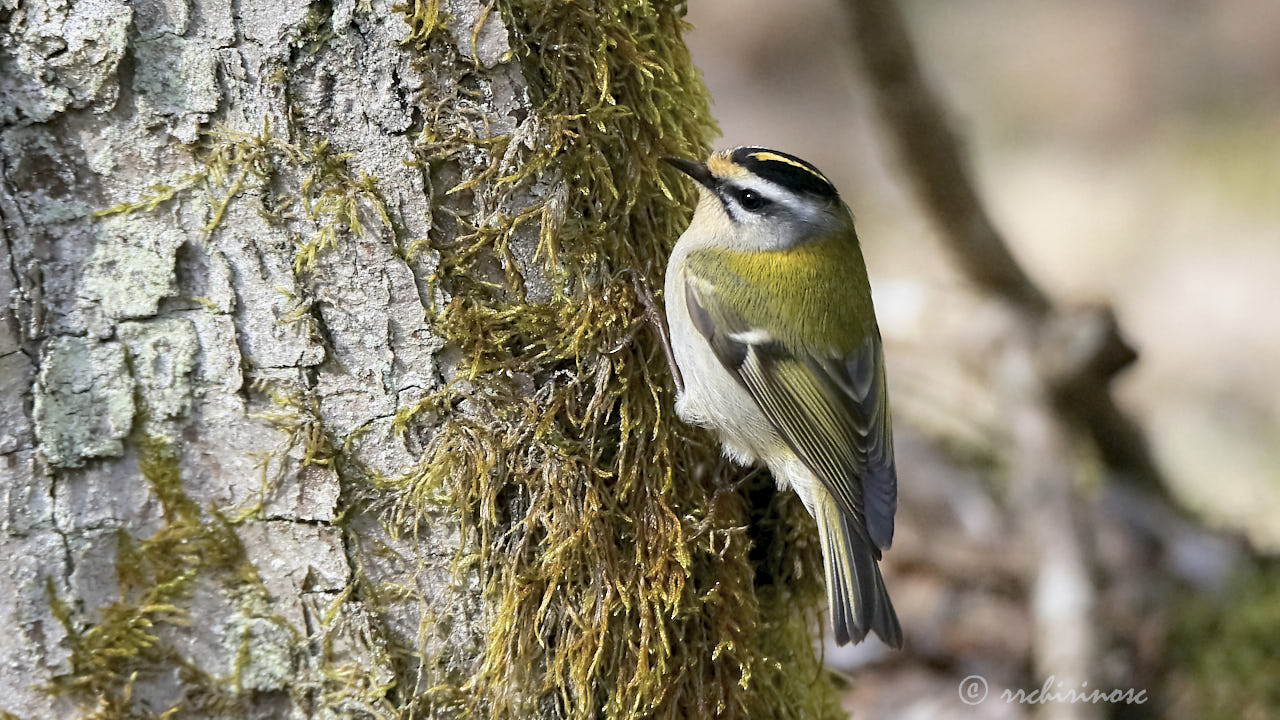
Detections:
736,188,769,212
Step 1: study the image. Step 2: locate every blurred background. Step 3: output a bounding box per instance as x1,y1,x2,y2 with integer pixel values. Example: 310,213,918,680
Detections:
685,1,1280,717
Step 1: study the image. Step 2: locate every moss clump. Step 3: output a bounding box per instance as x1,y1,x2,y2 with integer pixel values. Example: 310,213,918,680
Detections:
1165,563,1280,720
46,436,289,718
397,0,442,47
380,1,845,718
246,378,340,511
94,123,389,276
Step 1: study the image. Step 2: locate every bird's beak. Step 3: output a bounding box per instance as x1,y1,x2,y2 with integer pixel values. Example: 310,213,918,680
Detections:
662,157,717,191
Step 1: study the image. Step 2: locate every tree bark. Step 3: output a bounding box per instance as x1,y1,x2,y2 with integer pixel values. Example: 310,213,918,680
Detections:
2,0,462,715
2,1,840,718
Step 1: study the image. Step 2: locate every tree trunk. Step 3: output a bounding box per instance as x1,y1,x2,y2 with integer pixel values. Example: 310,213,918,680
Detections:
1,1,841,718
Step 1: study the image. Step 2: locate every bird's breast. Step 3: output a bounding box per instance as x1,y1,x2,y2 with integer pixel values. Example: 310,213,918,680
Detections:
664,254,780,466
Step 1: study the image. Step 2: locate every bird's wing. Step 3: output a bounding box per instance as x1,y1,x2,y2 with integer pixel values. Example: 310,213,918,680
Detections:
684,276,897,550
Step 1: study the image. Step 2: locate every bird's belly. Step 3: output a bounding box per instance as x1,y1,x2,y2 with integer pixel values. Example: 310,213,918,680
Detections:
666,275,780,466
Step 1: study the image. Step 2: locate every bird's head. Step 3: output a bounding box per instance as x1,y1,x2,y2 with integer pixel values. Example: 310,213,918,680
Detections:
663,146,853,251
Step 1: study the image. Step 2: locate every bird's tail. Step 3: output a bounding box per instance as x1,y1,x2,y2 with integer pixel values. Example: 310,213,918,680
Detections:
815,493,903,648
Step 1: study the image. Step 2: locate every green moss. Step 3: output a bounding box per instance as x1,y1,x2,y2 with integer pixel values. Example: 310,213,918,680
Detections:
397,0,444,47
93,123,389,275
1165,562,1280,719
91,174,204,217
250,379,337,468
46,436,287,718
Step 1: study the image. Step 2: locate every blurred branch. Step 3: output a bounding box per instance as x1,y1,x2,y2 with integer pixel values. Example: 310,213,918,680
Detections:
839,0,1049,317
836,1,1168,713
1005,345,1101,720
840,0,1169,497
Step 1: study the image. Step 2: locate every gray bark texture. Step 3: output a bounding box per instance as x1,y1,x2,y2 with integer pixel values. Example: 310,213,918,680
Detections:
1,0,523,715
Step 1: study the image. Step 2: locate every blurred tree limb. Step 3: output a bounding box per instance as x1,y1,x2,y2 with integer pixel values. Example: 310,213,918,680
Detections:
841,0,1167,498
837,3,1153,717
835,6,1258,718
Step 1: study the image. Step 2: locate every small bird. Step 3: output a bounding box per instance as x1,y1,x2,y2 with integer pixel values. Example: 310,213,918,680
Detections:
662,147,902,648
